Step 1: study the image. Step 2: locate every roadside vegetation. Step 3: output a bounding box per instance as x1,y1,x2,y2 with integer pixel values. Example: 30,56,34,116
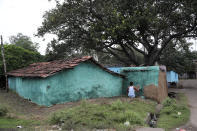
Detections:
0,104,40,129
0,90,157,130
157,94,190,130
49,99,156,130
0,105,8,117
0,117,39,129
0,89,190,130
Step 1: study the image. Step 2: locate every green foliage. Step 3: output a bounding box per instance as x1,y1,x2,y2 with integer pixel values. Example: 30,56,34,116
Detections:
0,106,8,117
157,94,190,130
111,100,125,111
50,112,63,124
0,117,40,128
9,33,39,52
160,105,177,115
38,0,197,65
49,99,156,130
159,39,197,74
124,111,143,125
0,45,44,75
162,97,176,107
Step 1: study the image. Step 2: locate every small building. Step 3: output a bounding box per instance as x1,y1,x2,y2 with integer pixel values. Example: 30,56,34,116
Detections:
108,66,168,103
7,56,124,106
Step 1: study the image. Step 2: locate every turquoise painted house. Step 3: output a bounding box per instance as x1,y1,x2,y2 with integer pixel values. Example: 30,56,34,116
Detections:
7,56,124,106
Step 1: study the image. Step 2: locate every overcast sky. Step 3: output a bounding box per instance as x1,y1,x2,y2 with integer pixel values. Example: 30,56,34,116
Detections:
0,0,56,55
1,0,197,55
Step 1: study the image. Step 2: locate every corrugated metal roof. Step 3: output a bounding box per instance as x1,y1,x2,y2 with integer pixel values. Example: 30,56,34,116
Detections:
7,56,124,78
121,66,160,72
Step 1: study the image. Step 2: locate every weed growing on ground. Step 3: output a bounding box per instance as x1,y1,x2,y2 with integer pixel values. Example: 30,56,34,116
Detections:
0,105,8,117
49,99,156,130
162,97,176,107
0,105,40,128
0,117,40,128
157,94,190,130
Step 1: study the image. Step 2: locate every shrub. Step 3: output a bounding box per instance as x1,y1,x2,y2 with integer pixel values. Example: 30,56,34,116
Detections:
158,94,190,130
0,106,8,117
50,112,64,124
160,105,176,115
162,97,176,107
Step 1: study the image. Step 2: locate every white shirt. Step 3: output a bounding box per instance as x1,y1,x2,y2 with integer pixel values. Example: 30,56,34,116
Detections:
128,86,135,98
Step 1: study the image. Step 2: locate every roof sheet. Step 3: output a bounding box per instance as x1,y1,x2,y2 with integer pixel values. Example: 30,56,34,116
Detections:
7,56,124,78
121,66,160,72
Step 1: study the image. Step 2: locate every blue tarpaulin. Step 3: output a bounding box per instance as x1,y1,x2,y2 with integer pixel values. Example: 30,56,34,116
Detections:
167,71,178,83
107,67,122,73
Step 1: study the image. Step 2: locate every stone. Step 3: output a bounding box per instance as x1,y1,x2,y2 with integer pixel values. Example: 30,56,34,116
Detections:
155,104,163,114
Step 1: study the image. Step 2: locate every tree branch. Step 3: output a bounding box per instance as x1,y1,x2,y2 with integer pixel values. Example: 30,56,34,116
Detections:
126,40,146,55
106,48,131,65
120,44,139,65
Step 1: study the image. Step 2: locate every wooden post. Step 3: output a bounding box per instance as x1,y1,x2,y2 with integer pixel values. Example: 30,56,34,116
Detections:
1,35,8,92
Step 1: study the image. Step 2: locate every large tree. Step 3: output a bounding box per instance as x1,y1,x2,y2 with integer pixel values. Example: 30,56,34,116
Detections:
38,0,197,65
9,33,39,52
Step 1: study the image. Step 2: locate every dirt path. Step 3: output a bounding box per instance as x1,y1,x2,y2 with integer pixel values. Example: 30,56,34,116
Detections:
170,80,197,131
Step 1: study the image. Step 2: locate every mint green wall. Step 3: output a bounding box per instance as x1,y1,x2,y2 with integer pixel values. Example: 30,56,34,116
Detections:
8,61,123,106
120,66,159,96
8,77,48,105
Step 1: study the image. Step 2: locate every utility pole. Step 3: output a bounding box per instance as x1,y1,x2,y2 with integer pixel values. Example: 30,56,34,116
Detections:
1,35,8,92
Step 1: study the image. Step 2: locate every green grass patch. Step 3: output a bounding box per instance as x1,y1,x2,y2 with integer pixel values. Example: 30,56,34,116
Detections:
157,94,190,131
49,99,156,130
0,117,40,128
0,103,40,129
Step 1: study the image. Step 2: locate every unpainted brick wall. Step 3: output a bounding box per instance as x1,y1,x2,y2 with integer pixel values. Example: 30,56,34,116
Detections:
144,71,168,103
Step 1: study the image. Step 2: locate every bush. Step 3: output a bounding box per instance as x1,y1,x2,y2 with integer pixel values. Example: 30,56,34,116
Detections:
160,105,176,115
162,97,176,107
0,106,8,117
161,97,188,115
158,94,190,130
50,111,64,124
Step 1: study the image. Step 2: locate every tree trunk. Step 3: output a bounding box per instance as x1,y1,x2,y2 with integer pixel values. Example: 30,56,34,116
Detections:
144,54,158,66
1,35,8,92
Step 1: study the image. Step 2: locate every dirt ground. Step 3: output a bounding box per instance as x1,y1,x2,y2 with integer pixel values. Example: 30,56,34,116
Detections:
170,79,197,131
1,79,196,131
0,90,137,120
